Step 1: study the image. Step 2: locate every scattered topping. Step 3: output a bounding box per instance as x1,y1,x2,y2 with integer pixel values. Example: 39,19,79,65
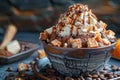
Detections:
18,63,28,71
5,60,120,80
38,50,46,59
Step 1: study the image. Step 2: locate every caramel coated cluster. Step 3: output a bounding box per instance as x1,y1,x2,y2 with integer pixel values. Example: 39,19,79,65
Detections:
40,4,116,48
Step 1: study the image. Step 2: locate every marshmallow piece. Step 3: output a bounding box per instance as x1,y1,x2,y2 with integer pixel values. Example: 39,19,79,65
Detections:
6,40,21,54
45,27,52,34
90,15,97,26
59,25,71,37
72,26,78,36
78,13,84,21
99,21,107,29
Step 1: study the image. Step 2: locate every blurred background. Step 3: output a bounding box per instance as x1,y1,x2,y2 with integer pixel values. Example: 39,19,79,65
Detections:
0,0,119,43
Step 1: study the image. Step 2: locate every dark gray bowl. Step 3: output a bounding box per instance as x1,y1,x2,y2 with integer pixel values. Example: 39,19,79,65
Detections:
42,41,116,77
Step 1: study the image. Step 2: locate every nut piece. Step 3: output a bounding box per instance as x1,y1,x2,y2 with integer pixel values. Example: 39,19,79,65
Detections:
87,38,98,48
99,21,107,30
39,31,48,40
102,38,111,45
95,31,102,42
18,63,28,71
38,50,46,59
70,38,82,48
105,30,115,39
51,39,62,47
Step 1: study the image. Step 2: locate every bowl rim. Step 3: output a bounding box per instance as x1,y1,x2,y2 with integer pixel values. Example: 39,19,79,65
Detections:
42,40,116,50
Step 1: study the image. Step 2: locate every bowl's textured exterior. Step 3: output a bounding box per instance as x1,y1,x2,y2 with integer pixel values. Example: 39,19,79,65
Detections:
42,41,115,77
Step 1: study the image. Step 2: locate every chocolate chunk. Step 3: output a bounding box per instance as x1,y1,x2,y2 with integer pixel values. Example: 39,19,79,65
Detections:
9,73,15,77
6,67,12,72
5,73,15,80
105,72,114,78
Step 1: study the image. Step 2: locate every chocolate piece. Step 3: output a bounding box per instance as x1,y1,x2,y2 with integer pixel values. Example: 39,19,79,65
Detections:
18,63,28,71
6,67,12,72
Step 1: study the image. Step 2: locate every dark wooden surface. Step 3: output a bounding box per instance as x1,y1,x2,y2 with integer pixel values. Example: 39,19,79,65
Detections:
0,32,120,79
0,0,119,31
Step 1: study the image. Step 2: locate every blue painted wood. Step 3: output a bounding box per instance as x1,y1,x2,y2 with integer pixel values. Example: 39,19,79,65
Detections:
0,32,120,79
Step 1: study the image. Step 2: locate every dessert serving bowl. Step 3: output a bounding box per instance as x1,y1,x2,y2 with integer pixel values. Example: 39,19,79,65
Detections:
42,41,115,77
39,3,117,77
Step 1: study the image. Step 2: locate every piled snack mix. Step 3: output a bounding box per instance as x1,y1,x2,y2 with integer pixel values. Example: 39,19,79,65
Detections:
40,4,116,48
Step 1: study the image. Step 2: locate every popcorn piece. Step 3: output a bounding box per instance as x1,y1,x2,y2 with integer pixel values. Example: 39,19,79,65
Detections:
45,27,52,35
90,15,97,26
87,38,98,48
38,50,46,59
87,26,94,32
99,21,107,30
18,63,28,71
102,38,111,45
70,38,82,48
75,21,81,26
105,30,115,39
51,39,62,47
95,31,102,42
72,26,78,36
39,4,116,48
59,25,71,37
78,13,84,21
63,43,68,48
39,31,48,40
66,17,72,24
45,27,55,35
